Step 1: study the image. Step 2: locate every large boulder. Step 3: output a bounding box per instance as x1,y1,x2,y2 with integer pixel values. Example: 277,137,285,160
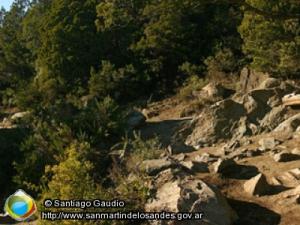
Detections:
242,89,281,124
258,78,281,89
213,158,237,174
259,105,287,131
273,168,300,188
274,113,300,135
200,83,234,100
185,99,247,147
244,173,270,196
145,179,237,225
142,158,176,176
258,137,279,151
273,151,300,162
239,68,270,93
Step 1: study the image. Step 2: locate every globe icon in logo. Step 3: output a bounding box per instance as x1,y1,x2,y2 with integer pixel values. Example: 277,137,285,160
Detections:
4,189,37,221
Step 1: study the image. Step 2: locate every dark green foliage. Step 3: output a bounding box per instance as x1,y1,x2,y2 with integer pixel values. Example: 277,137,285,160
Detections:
89,61,145,100
0,128,27,199
239,0,300,76
13,119,74,191
132,0,242,89
35,0,102,104
0,0,33,88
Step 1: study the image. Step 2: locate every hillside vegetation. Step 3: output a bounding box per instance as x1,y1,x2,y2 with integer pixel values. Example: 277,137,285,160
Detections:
0,0,299,225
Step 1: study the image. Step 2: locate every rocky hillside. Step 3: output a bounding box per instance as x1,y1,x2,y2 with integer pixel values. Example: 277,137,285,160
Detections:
135,71,300,225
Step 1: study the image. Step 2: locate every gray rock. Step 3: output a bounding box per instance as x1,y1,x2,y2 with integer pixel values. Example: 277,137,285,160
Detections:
142,158,175,176
221,140,241,155
239,67,270,93
244,173,270,196
127,110,146,128
186,99,246,146
145,179,237,225
244,89,281,123
274,113,300,135
260,105,287,131
274,168,300,188
273,151,300,162
194,153,218,164
172,153,186,162
258,137,279,151
214,158,236,173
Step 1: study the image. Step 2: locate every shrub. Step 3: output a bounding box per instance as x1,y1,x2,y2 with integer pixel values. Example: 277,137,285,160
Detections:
178,75,208,100
39,142,107,225
89,61,139,100
204,48,241,73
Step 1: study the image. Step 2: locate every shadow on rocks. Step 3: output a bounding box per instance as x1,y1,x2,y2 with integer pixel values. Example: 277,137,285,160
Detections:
228,198,281,225
221,164,260,180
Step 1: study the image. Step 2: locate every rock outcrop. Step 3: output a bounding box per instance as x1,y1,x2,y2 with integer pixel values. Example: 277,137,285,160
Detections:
146,178,237,225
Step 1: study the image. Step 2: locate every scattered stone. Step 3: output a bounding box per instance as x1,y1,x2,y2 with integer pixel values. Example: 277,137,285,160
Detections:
282,93,300,106
245,89,281,122
145,179,237,225
260,105,287,131
172,153,186,162
243,149,262,158
273,151,300,162
167,142,195,155
240,138,253,146
275,168,300,188
180,161,209,173
292,148,300,155
194,153,218,164
244,173,270,196
258,137,279,151
258,77,281,89
274,113,300,136
142,158,175,176
127,110,146,128
186,99,246,146
214,158,236,173
222,140,240,154
239,67,270,93
200,83,233,100
282,185,300,205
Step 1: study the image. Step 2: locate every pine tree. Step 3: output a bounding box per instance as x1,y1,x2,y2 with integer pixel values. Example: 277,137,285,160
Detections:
239,0,300,76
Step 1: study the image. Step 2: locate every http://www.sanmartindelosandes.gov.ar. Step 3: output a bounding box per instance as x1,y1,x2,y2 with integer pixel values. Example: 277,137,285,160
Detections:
0,189,37,222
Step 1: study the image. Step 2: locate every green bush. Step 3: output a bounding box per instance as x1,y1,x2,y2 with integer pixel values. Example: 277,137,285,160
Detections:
205,48,241,73
178,75,208,100
39,142,106,225
13,119,74,192
89,61,139,100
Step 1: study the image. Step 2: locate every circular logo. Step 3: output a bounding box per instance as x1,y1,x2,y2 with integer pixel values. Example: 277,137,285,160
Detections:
4,189,37,221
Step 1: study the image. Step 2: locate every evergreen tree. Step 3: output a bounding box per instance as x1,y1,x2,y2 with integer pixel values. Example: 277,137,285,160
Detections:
0,0,33,87
34,0,102,106
239,0,300,76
